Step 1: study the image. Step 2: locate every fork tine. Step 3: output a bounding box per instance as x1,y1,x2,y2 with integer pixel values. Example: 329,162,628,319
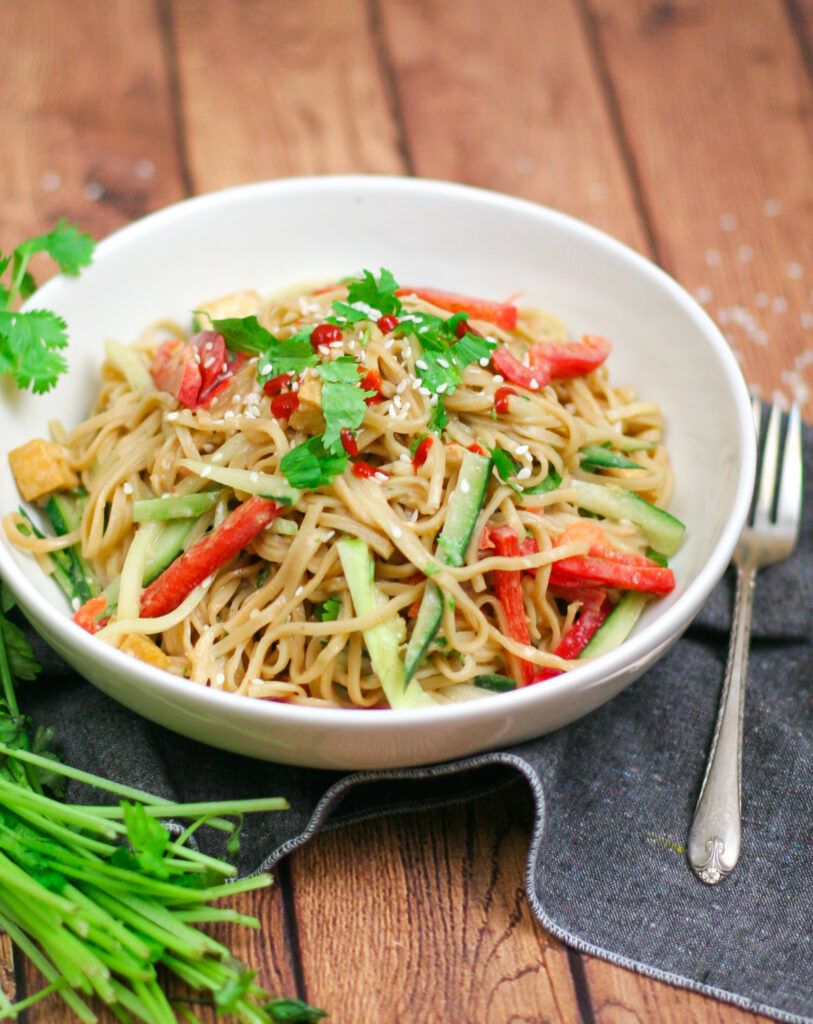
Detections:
751,394,762,438
776,402,803,535
754,401,781,524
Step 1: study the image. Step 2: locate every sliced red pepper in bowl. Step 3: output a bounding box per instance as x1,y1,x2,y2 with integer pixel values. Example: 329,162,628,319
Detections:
532,593,612,683
489,526,536,686
396,286,518,329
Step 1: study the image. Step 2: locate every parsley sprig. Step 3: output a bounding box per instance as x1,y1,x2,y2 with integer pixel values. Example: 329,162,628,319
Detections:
0,220,95,393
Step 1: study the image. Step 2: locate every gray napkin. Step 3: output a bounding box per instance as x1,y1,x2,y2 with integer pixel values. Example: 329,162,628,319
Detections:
11,426,813,1024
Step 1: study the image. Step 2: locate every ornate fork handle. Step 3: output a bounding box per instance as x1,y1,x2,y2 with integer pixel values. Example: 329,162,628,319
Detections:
687,559,758,884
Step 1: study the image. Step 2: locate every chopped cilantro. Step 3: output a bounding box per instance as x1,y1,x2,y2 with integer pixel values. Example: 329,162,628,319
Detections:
320,378,372,454
315,356,361,384
313,595,341,621
328,301,369,326
451,330,497,369
280,437,349,489
346,268,401,316
522,467,563,495
415,349,462,395
410,432,429,456
428,398,448,433
209,315,275,356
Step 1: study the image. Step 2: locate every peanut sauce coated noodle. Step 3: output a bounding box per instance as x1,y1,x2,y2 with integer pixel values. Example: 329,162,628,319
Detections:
4,273,681,709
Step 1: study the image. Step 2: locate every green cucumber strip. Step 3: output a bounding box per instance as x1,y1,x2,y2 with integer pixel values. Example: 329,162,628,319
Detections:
403,582,443,683
404,450,492,682
578,445,644,471
573,479,685,556
579,591,648,659
437,451,492,566
14,510,77,603
132,491,223,522
104,338,153,390
473,673,516,692
337,537,433,709
43,494,98,602
101,518,197,607
177,459,300,506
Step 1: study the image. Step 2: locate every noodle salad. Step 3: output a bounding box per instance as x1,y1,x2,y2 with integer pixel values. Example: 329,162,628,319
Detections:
4,269,685,709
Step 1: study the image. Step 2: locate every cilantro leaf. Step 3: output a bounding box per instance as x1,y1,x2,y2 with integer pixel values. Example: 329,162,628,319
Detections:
267,331,320,377
522,467,563,495
321,379,372,454
209,315,276,356
266,997,328,1023
428,397,448,433
414,350,462,396
280,436,349,489
0,616,40,681
14,219,95,277
491,447,519,482
314,595,341,621
315,356,361,384
216,969,256,1013
328,301,370,326
121,801,171,878
346,268,401,316
451,330,497,369
0,309,69,394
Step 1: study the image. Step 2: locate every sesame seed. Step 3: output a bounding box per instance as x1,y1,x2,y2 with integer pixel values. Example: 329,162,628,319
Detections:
393,395,403,409
295,586,304,597
166,411,179,421
416,359,428,370
436,382,448,394
292,381,300,392
529,378,540,389
71,596,80,611
385,338,395,349
319,346,330,356
259,364,272,375
122,482,133,495
224,410,235,419
329,340,344,349
201,466,212,477
374,472,388,483
479,357,490,367
460,479,470,494
214,672,225,686
392,525,403,538
493,375,504,384
396,379,408,394
517,467,532,480
437,358,450,369
250,472,259,484
418,386,432,397
400,453,411,463
202,576,214,587
430,394,439,406
515,444,529,455
212,451,223,462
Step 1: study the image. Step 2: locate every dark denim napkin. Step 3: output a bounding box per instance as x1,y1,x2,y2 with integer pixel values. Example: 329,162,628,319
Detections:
10,425,813,1024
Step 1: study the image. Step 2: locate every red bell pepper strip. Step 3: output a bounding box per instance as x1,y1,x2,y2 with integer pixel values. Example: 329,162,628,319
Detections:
489,526,536,686
492,334,611,393
150,331,243,410
396,287,518,330
532,595,612,683
529,334,611,379
548,555,675,593
140,497,282,619
72,595,109,634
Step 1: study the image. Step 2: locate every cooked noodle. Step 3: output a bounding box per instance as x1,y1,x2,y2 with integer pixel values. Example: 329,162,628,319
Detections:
5,277,678,708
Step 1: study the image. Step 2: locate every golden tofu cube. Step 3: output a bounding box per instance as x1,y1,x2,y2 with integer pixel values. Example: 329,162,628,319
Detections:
196,290,262,327
118,633,171,670
289,372,325,433
8,438,79,501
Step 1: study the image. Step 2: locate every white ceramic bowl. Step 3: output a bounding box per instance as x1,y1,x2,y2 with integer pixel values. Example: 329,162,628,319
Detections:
0,176,755,769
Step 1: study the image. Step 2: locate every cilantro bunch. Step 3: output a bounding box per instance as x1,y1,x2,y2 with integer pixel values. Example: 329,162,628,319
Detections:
0,220,95,393
0,586,325,1023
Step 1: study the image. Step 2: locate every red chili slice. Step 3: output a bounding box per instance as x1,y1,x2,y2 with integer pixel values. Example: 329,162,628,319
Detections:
468,442,487,456
270,392,299,420
341,429,359,456
263,372,294,396
494,386,518,413
412,436,433,469
352,461,379,479
140,497,282,619
149,331,242,410
359,368,385,404
377,315,399,334
311,323,343,349
492,347,551,391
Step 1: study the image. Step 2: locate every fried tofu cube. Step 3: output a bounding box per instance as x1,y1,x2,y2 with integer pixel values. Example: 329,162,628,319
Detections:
117,633,171,670
8,438,79,501
196,290,262,328
289,371,325,433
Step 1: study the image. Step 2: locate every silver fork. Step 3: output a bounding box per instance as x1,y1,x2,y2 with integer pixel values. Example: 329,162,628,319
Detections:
688,398,803,884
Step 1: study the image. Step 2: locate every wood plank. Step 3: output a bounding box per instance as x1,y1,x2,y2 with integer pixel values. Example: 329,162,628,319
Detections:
585,956,776,1024
586,0,813,417
0,934,16,1012
172,0,406,189
289,785,581,1024
378,0,648,253
0,0,184,259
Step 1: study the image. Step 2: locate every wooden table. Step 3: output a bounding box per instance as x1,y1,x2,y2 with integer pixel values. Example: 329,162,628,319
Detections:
2,1,809,1021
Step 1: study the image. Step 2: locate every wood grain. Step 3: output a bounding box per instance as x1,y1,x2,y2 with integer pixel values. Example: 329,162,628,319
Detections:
0,0,185,258
171,0,406,189
587,0,813,417
289,785,581,1024
379,0,649,254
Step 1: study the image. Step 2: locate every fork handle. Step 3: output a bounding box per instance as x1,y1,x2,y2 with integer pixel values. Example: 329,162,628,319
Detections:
688,561,757,884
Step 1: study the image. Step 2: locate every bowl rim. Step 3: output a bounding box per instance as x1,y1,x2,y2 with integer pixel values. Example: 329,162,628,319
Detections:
0,174,757,733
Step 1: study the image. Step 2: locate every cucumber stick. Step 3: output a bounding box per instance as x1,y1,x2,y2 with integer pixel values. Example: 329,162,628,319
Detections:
132,491,223,522
178,459,300,506
404,451,491,681
43,493,99,601
579,591,648,659
337,538,433,709
573,479,685,556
